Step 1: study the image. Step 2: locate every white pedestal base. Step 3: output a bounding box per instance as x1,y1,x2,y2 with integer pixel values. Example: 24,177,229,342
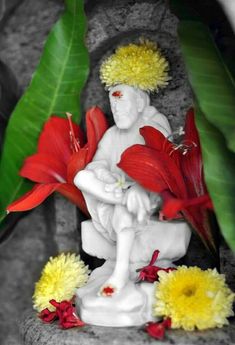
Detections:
76,262,159,327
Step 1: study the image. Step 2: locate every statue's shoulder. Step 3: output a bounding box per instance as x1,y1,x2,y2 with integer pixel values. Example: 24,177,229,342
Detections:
98,125,118,145
142,106,171,136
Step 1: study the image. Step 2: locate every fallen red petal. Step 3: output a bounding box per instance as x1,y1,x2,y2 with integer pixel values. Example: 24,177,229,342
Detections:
145,322,165,340
39,308,57,323
162,318,172,329
48,299,85,329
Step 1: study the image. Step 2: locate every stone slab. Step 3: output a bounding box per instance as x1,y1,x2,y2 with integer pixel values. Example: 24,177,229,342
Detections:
20,311,235,345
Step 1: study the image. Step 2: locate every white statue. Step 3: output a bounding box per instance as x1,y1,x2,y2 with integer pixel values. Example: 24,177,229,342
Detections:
74,41,191,326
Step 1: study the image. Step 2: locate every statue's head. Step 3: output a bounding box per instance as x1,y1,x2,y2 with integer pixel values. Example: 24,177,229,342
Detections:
100,39,170,129
109,84,150,129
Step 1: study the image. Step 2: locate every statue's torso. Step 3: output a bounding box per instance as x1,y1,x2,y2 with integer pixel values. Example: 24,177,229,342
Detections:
92,108,172,177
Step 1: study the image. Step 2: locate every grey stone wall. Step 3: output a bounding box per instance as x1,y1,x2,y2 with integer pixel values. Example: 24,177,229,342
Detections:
0,1,234,345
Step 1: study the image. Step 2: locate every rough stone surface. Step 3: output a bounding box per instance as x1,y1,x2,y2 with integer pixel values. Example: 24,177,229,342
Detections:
21,311,235,345
0,0,22,28
220,241,235,289
0,203,57,345
54,194,80,253
0,0,63,91
0,1,65,344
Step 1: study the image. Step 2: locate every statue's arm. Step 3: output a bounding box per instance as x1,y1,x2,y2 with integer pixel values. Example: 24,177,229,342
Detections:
74,169,123,205
74,128,123,204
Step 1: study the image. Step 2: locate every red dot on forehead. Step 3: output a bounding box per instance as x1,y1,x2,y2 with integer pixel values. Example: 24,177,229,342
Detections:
112,91,123,98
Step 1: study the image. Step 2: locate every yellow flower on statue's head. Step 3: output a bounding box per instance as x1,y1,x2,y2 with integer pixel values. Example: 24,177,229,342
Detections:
33,253,89,312
153,266,234,331
100,39,170,92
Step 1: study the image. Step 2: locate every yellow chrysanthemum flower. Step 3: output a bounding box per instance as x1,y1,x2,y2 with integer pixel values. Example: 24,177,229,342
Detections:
154,266,234,331
33,253,89,312
100,39,170,92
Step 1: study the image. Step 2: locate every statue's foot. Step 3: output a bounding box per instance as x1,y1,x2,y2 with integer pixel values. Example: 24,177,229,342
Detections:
98,271,129,297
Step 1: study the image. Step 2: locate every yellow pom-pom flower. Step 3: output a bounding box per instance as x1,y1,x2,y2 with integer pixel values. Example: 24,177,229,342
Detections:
33,253,89,312
100,39,170,92
154,266,234,331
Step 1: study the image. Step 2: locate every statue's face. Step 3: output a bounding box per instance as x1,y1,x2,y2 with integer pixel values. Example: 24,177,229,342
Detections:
109,85,141,129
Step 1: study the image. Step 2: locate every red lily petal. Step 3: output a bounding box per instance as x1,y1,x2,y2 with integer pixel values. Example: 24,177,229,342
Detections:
162,198,185,219
86,107,108,163
140,126,175,155
20,153,67,183
183,207,216,251
7,183,61,212
177,109,216,251
38,116,84,165
118,145,187,198
57,184,89,216
180,109,204,197
162,193,215,249
67,149,89,184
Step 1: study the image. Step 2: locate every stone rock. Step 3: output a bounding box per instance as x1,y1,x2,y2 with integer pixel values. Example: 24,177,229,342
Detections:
0,204,57,345
20,311,235,345
0,0,63,90
53,194,80,253
0,0,21,28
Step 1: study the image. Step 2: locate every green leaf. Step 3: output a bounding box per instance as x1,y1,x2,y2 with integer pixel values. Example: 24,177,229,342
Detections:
178,21,235,153
170,0,200,21
176,16,235,250
0,0,89,221
195,107,235,251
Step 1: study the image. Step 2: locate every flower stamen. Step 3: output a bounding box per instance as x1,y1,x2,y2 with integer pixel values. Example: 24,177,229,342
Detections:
66,112,80,153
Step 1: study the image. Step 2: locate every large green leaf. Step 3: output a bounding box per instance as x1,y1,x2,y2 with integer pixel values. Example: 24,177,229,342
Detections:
178,21,235,153
195,107,235,251
175,16,235,250
0,0,89,222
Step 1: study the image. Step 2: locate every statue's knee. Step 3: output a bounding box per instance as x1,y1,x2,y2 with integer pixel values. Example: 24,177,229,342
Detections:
112,205,133,233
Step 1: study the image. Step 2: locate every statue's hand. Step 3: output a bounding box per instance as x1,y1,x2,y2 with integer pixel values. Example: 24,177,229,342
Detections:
122,184,151,223
94,167,117,184
104,174,133,199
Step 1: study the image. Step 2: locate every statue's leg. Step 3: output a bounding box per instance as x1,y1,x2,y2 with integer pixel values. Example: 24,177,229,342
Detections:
99,205,135,296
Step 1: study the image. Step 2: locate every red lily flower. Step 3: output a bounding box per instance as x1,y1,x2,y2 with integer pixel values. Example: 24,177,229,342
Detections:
7,107,108,215
118,108,215,251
